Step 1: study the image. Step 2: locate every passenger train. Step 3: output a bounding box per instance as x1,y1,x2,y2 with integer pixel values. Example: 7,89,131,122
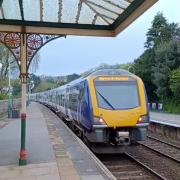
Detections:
31,69,149,151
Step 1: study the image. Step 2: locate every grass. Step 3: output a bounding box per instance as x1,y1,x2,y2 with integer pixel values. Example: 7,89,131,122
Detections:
163,101,180,114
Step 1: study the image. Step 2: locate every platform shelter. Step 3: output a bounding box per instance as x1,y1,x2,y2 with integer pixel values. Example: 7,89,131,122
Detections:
0,0,158,165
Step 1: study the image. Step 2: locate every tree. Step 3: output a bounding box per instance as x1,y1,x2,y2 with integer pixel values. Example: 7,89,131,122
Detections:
133,49,158,101
28,73,41,92
0,43,41,99
169,68,180,102
12,79,21,97
0,44,18,79
133,12,180,103
28,53,41,73
0,44,41,79
153,39,180,100
145,12,179,48
67,73,81,82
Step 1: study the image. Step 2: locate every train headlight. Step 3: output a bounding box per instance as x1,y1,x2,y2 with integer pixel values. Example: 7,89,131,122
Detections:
138,114,149,123
93,117,106,125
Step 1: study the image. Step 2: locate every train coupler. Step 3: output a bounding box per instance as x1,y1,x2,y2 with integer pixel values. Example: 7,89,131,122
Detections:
115,131,130,145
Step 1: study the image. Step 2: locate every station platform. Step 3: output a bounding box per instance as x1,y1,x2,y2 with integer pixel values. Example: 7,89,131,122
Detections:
0,102,113,180
150,112,180,128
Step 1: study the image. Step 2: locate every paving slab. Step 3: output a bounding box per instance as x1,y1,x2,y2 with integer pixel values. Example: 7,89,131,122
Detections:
0,162,60,180
150,112,180,127
0,103,54,166
0,102,114,180
39,103,113,180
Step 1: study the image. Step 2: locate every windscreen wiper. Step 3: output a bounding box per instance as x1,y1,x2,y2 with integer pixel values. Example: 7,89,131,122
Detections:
97,91,115,110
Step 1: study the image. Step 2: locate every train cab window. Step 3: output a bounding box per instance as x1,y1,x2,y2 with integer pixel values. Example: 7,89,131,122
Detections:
94,81,139,110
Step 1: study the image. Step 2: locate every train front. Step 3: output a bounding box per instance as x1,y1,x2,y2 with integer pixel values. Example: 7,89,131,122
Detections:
87,73,149,148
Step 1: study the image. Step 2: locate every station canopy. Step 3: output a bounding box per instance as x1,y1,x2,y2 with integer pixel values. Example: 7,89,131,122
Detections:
0,0,157,36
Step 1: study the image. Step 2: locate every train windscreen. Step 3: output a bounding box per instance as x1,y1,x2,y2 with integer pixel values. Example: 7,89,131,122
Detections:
94,80,139,110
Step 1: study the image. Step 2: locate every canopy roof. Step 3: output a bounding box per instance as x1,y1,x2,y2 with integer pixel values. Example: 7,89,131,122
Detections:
0,0,157,36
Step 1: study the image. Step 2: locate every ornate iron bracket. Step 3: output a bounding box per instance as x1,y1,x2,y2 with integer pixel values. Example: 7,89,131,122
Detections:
0,31,66,71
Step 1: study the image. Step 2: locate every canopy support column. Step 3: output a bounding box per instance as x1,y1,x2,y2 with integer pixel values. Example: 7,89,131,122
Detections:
19,33,28,166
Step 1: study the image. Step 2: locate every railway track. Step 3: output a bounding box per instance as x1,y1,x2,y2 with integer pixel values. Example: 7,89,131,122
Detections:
127,143,180,180
42,103,180,179
147,135,180,149
99,135,180,180
98,154,163,180
139,135,180,163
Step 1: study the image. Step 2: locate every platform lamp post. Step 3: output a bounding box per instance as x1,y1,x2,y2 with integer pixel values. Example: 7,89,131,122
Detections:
0,62,1,99
0,63,2,83
28,80,34,105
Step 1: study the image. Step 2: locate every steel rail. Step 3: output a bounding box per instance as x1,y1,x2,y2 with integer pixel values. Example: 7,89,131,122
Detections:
147,135,180,149
138,142,180,164
40,102,176,179
125,152,167,180
41,103,116,180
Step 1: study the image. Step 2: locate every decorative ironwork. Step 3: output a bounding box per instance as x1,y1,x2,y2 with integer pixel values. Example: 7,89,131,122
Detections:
4,33,21,49
0,31,65,71
0,32,21,68
27,34,43,50
27,34,65,69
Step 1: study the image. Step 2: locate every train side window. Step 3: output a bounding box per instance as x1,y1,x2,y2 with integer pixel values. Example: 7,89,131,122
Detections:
62,94,64,106
59,93,61,105
57,94,59,105
59,94,61,106
60,94,63,106
69,86,79,111
78,82,85,101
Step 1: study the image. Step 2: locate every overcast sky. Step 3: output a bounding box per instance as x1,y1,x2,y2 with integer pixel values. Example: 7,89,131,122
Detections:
35,0,180,76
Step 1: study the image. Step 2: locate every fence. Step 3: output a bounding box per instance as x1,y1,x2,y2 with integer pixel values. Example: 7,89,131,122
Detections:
0,99,20,118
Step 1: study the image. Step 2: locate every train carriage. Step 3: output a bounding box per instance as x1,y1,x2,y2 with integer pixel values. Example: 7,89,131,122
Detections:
31,69,149,151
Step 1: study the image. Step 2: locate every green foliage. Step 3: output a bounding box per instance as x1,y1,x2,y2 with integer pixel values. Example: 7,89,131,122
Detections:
33,80,55,92
28,73,41,93
145,12,180,48
0,93,7,100
118,63,134,71
163,100,180,114
0,79,8,100
169,68,180,102
30,73,80,93
133,12,180,113
0,78,21,99
33,79,65,92
0,44,19,79
66,73,81,82
133,49,158,101
11,79,21,97
153,40,180,99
